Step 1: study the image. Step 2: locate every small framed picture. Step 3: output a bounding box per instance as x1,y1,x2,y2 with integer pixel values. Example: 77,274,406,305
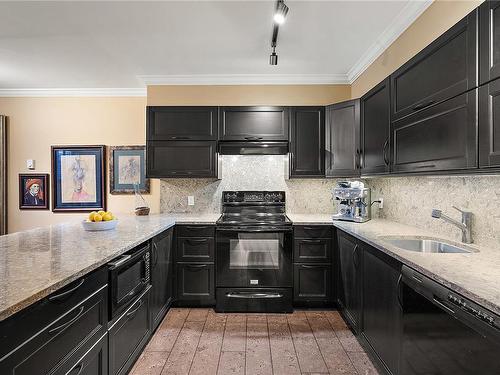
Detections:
19,174,49,210
52,145,106,212
109,146,149,194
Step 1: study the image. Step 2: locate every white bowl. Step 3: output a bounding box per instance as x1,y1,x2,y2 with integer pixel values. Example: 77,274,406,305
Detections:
82,219,118,231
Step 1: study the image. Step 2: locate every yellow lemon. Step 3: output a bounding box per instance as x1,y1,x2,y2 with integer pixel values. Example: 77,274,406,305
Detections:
93,214,103,222
97,210,106,216
88,211,97,221
103,213,113,221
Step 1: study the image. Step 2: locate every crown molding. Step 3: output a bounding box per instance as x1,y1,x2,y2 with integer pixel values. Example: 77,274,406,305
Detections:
0,88,147,97
347,0,433,84
139,74,350,86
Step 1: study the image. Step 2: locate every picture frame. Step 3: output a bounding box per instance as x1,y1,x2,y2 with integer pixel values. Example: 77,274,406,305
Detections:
109,145,150,194
19,173,49,210
51,145,106,212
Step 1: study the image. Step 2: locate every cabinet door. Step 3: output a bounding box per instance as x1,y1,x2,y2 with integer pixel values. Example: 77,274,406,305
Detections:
480,1,500,84
325,100,360,177
147,141,217,178
293,264,332,303
479,78,500,168
219,106,289,140
177,263,215,305
336,231,361,332
362,245,401,375
294,238,331,263
54,334,108,375
391,9,478,121
176,237,215,262
151,228,173,331
392,91,478,173
290,106,325,177
147,106,218,140
361,77,391,175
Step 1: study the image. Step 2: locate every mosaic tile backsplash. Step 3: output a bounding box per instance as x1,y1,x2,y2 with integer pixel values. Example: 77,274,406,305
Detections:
160,155,500,248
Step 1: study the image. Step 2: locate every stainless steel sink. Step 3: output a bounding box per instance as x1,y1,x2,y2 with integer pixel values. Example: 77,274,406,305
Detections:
378,236,477,254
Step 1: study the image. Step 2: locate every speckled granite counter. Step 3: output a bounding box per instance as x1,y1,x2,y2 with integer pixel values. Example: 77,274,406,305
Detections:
287,213,334,225
333,219,500,316
0,214,221,322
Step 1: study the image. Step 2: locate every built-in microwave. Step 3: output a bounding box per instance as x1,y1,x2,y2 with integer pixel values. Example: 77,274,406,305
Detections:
108,244,150,319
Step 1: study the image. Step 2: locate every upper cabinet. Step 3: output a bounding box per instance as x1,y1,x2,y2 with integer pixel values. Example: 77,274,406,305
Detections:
480,1,500,84
325,99,360,177
391,9,478,121
479,78,500,168
289,107,325,178
147,106,218,140
361,78,391,175
219,106,289,141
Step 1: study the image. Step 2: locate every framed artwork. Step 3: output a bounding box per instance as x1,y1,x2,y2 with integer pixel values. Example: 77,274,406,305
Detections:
109,146,149,194
19,174,49,210
51,145,106,212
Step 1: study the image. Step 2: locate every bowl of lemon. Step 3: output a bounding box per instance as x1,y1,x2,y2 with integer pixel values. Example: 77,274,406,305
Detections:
82,211,118,231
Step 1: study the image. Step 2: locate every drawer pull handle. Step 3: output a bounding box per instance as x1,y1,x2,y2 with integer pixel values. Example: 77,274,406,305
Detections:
302,227,317,230
244,136,263,140
300,265,323,269
185,226,210,230
171,136,191,140
66,363,83,375
186,238,209,244
382,138,390,166
49,278,85,302
185,264,208,270
415,164,436,169
49,306,85,335
412,100,435,111
126,300,143,319
301,239,322,244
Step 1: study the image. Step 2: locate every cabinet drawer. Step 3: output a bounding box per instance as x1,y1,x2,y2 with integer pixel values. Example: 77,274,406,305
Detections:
0,286,108,375
176,225,215,237
176,237,214,262
293,264,332,303
147,106,218,140
392,91,478,173
109,287,151,375
53,333,108,375
146,141,217,178
294,238,331,263
0,266,107,359
391,9,477,121
294,225,331,239
177,263,215,304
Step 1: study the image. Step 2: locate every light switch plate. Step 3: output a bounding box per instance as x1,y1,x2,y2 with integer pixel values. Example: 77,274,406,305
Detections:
187,196,195,206
26,159,35,170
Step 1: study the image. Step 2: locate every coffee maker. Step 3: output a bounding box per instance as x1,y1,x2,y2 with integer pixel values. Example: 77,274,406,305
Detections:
332,181,371,223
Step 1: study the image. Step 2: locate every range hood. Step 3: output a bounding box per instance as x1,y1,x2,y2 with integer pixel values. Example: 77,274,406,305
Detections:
218,141,289,155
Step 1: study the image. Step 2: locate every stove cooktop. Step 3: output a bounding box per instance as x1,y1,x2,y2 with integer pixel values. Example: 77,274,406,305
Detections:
216,213,292,226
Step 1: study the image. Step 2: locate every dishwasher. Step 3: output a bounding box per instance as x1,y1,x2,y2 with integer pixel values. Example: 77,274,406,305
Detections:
400,265,500,375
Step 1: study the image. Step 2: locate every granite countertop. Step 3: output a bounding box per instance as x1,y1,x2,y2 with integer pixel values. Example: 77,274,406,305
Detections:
287,213,334,224
0,214,177,322
171,213,221,224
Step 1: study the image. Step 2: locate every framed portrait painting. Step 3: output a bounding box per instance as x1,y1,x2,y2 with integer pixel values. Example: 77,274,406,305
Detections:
51,145,106,212
109,146,149,194
19,174,49,210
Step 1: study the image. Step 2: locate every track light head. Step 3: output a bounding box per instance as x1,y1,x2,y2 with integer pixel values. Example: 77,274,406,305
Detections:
273,0,289,24
270,50,278,65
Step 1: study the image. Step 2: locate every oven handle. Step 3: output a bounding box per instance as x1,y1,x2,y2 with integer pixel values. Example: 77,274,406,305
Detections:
216,227,293,233
108,244,149,270
226,292,283,299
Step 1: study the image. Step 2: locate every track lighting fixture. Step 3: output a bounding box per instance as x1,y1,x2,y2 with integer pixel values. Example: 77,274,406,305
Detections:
273,0,289,24
269,0,289,65
270,46,278,65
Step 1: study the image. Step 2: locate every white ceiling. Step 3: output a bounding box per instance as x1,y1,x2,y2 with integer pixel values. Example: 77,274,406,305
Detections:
0,1,432,93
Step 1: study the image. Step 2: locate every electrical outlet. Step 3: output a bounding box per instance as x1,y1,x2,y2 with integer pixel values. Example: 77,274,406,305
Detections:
26,159,35,170
378,198,384,209
187,196,195,206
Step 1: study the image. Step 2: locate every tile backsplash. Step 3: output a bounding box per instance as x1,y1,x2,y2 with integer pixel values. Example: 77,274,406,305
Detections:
160,155,500,248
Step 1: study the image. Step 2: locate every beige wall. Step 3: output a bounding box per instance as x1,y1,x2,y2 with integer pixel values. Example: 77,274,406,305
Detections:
147,85,351,106
0,97,160,233
351,0,483,98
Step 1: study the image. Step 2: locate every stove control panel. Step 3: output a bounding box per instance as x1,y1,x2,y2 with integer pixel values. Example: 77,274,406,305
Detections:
222,191,286,203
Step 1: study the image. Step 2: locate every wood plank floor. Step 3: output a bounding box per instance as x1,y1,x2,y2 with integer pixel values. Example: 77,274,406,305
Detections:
130,308,379,375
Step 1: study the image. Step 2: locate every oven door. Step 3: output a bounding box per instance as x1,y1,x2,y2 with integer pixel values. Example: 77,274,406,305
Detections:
216,227,293,288
109,244,150,318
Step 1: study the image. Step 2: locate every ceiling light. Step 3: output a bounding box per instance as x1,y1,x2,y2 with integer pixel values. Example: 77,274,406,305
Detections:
273,0,289,24
270,47,278,66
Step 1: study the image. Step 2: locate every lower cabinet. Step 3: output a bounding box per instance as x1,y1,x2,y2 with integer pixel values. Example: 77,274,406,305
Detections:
108,287,151,375
176,263,215,305
362,244,402,375
54,333,108,375
293,264,332,303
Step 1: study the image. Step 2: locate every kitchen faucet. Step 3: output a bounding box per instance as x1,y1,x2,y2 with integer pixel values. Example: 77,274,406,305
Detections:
431,206,473,244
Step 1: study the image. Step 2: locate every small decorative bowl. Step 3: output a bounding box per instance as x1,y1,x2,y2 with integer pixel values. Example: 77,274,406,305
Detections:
82,219,118,231
135,207,150,216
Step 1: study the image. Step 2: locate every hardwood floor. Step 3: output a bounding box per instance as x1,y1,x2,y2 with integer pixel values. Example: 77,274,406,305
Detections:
130,308,379,375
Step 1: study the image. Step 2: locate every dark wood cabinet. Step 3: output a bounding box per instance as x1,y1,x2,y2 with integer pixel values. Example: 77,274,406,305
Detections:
362,245,401,375
325,99,360,177
176,263,215,305
392,90,478,173
108,288,151,375
391,9,478,121
176,237,215,262
147,106,218,141
293,264,332,303
336,230,362,332
54,333,108,375
479,78,500,168
480,1,500,84
146,141,217,178
361,77,391,175
151,228,174,331
219,106,289,141
294,238,331,263
289,106,325,177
